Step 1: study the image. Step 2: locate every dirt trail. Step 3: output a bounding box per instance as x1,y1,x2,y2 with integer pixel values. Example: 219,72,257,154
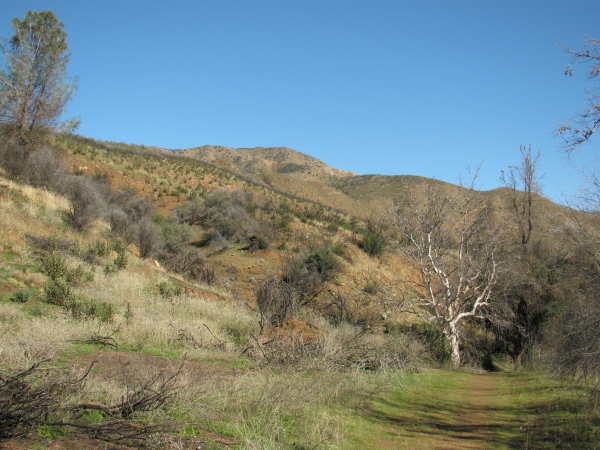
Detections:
363,371,520,449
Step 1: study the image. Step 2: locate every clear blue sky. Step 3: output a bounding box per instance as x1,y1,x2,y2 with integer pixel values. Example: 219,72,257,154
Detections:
1,0,599,203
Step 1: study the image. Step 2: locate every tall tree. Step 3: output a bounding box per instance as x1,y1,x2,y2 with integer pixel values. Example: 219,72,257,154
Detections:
392,175,500,367
557,37,600,153
500,145,543,250
0,10,77,143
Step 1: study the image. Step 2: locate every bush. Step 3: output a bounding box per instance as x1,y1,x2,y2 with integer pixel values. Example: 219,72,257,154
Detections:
114,251,128,270
44,279,75,306
11,290,30,303
0,138,29,179
157,281,183,299
42,254,67,280
360,232,387,257
87,240,111,258
64,265,94,285
248,234,269,250
256,277,297,331
196,189,267,245
304,248,338,281
22,147,67,190
63,175,106,231
138,218,162,259
66,297,114,322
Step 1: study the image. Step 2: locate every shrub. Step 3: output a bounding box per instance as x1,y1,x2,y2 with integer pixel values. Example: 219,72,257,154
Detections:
63,175,106,231
157,281,183,299
22,147,67,190
66,297,114,322
44,279,74,306
11,290,30,303
42,254,67,280
360,232,387,257
114,251,128,270
304,248,338,282
248,234,269,250
138,218,162,259
87,240,111,258
111,238,127,255
64,265,94,285
0,138,28,178
256,277,297,331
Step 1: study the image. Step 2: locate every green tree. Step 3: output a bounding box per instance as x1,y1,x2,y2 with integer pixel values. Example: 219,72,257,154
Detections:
0,10,78,143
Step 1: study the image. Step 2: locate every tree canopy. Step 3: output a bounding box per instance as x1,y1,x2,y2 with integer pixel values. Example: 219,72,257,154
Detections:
0,10,77,143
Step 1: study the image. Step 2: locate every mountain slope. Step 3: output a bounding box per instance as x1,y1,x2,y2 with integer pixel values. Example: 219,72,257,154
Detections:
175,145,356,182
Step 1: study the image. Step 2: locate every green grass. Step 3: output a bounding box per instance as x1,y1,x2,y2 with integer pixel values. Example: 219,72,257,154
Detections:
340,370,599,450
500,372,600,449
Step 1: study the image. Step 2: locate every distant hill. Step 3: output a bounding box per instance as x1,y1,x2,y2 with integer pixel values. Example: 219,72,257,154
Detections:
170,143,573,227
174,145,357,181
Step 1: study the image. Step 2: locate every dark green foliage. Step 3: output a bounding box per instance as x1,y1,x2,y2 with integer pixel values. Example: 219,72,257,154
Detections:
392,323,451,363
248,234,269,250
360,232,387,257
43,278,74,306
66,297,114,322
304,248,338,281
277,163,305,174
157,281,183,299
87,240,111,258
114,251,128,270
11,290,30,303
64,264,93,285
42,253,67,280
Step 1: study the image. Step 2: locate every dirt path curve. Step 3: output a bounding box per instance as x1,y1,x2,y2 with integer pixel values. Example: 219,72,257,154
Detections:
362,371,520,449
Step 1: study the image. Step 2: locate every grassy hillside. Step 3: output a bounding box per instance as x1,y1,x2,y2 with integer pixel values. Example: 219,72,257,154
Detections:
0,134,598,448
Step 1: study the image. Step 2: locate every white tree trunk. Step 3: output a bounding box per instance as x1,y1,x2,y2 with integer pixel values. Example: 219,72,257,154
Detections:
445,325,461,368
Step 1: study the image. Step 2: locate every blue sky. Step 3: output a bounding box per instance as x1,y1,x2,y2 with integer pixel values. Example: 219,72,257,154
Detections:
1,1,599,203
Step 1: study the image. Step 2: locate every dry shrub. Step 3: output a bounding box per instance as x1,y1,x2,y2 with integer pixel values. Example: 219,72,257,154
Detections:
10,269,47,287
0,359,185,444
197,369,346,448
77,270,256,354
188,362,407,448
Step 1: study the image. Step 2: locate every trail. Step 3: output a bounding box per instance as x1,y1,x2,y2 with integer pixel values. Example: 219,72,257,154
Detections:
353,371,522,449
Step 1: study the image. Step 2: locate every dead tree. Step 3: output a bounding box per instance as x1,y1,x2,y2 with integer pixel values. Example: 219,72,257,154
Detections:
392,177,500,367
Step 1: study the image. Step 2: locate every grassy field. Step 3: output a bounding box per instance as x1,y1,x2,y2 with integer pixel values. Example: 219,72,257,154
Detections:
1,144,598,449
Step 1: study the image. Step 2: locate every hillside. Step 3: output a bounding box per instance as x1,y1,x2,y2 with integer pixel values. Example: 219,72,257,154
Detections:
0,134,598,449
172,142,576,234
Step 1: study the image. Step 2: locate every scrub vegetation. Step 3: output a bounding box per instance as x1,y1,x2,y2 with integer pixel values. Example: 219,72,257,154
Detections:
0,8,599,450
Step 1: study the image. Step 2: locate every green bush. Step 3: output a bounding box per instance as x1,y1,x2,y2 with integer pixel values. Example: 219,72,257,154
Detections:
248,234,269,250
42,254,67,280
87,240,111,257
304,248,338,281
11,290,30,303
360,232,387,257
157,281,183,299
66,297,114,322
114,251,128,270
64,265,94,285
44,279,74,306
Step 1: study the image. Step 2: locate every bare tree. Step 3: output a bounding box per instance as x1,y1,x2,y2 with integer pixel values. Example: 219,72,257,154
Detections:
557,37,600,153
500,145,543,249
392,176,500,367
